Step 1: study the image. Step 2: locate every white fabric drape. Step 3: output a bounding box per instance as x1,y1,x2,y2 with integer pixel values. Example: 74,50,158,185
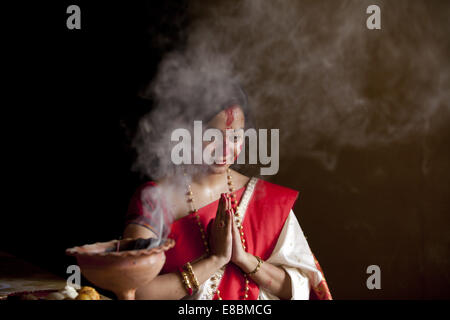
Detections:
258,210,324,300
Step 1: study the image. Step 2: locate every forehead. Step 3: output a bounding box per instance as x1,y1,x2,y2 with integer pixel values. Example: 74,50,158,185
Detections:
207,105,245,128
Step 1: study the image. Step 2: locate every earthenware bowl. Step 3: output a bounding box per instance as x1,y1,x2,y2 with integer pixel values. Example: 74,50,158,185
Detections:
66,238,175,300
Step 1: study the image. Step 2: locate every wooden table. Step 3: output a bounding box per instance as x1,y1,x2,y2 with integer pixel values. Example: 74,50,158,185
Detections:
0,251,110,299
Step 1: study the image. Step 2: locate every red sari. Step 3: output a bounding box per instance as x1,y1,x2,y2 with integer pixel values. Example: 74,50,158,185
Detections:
125,178,332,300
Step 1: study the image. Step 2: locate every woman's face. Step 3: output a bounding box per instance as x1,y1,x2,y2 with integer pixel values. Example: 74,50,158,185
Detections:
203,105,245,174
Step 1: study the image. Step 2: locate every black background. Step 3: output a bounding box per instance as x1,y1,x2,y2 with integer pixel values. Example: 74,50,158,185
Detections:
3,1,188,277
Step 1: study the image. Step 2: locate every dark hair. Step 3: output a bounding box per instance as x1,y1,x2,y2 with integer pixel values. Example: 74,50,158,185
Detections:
199,82,252,129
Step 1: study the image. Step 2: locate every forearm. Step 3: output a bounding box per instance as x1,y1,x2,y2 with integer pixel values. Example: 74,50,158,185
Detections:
234,252,292,300
135,254,226,300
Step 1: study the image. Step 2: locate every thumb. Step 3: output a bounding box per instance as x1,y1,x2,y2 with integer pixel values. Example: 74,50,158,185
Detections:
226,209,233,234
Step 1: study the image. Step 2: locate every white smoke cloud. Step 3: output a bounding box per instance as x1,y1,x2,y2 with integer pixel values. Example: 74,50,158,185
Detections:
183,0,450,171
133,0,450,177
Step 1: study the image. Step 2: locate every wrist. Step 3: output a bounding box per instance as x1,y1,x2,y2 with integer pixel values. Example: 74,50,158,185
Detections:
234,252,255,273
208,254,228,269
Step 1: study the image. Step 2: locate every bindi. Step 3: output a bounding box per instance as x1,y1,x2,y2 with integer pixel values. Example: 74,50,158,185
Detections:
224,105,238,127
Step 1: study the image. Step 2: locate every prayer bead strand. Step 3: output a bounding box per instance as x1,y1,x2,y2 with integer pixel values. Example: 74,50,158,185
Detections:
184,169,249,300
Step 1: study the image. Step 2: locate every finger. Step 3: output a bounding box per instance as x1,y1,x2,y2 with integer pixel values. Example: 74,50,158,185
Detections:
223,207,229,228
227,194,233,215
215,193,226,226
221,193,228,212
226,208,233,234
220,195,230,230
222,193,227,210
221,193,229,221
225,195,232,226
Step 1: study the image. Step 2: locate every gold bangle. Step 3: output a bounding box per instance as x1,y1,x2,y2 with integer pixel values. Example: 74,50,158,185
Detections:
179,269,194,296
180,270,191,288
184,262,200,290
246,255,263,275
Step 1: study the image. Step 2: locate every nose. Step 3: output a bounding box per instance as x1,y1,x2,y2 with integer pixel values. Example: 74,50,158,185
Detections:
222,135,230,157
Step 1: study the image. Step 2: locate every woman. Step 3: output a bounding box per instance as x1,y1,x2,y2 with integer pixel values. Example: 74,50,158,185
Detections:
123,81,332,300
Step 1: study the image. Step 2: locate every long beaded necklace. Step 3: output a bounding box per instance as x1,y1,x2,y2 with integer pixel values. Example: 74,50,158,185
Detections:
184,168,250,300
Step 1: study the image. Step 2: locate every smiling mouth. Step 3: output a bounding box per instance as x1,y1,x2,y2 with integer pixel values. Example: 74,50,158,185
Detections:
214,157,232,166
214,162,228,166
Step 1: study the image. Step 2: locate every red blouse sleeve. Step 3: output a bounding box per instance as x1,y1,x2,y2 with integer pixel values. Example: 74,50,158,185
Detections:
124,181,161,235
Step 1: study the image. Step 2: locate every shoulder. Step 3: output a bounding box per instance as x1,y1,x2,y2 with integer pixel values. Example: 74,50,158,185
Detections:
129,180,169,209
257,178,298,193
131,177,186,216
130,181,158,200
137,181,157,192
128,180,174,215
134,176,175,196
254,178,299,202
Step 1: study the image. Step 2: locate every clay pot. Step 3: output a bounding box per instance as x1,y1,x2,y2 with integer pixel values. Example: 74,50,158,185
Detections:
66,238,175,300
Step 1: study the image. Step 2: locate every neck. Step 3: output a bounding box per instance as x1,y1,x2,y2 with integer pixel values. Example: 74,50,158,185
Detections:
192,167,229,188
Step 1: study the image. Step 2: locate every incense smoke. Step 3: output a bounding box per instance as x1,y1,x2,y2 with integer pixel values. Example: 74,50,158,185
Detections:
133,0,450,178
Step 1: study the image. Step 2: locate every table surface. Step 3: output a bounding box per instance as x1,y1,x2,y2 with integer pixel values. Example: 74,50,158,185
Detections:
0,251,110,299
